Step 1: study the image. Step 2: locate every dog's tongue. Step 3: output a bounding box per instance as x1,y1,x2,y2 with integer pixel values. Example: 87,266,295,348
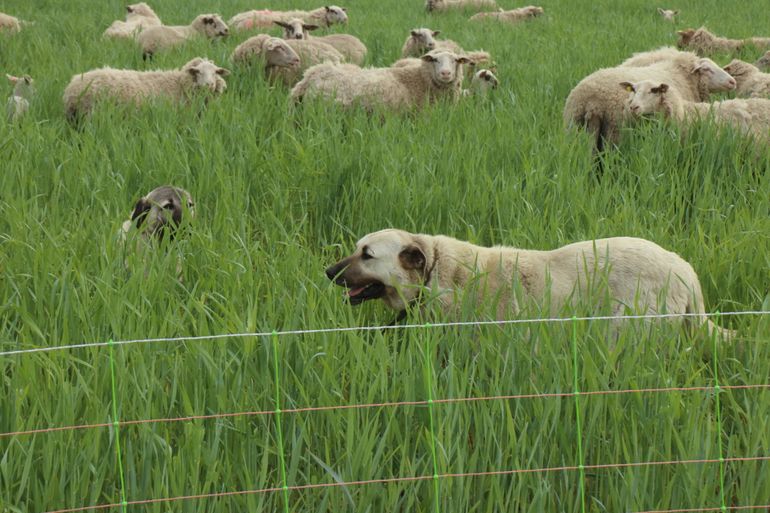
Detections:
347,286,367,297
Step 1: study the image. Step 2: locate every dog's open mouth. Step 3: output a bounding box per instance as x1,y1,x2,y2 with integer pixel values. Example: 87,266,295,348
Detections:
346,281,386,305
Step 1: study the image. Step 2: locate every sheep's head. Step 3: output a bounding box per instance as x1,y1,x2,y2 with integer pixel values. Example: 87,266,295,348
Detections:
275,18,317,40
756,51,770,70
264,38,301,67
184,58,230,93
523,6,545,17
409,28,439,53
195,14,229,38
425,0,440,12
691,57,736,92
127,3,155,17
470,69,499,95
723,59,757,80
128,186,195,242
676,29,696,48
657,8,678,21
620,80,671,117
6,74,34,98
323,6,348,25
421,50,470,87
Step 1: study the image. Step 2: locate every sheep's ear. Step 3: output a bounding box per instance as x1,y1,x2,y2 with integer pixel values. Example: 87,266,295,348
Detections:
274,20,290,28
432,30,440,36
399,245,426,271
6,74,18,84
131,198,151,227
126,5,134,12
187,66,201,78
657,7,664,14
341,7,347,12
421,54,437,62
324,6,331,11
651,83,669,94
456,56,471,64
410,30,419,37
677,29,694,40
216,67,230,77
303,24,319,31
673,10,679,14
619,81,635,92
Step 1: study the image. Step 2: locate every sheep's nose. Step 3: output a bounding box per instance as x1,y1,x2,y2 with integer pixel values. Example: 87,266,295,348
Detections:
728,78,736,88
630,105,639,113
295,34,302,39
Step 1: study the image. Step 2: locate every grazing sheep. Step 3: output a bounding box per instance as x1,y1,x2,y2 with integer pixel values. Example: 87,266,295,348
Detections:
462,68,498,96
229,6,347,31
401,28,462,57
103,3,161,39
137,14,229,59
6,74,33,122
121,185,195,278
723,59,770,98
426,0,498,13
291,49,470,110
756,51,770,70
63,57,229,121
622,79,770,142
563,49,737,153
232,35,343,86
657,8,678,22
274,18,367,65
0,12,23,33
469,5,544,22
677,27,770,56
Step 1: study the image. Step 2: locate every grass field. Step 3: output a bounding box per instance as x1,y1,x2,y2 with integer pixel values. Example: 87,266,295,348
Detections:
1,0,770,511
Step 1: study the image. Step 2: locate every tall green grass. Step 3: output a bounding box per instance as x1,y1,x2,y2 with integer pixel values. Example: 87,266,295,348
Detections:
1,0,769,511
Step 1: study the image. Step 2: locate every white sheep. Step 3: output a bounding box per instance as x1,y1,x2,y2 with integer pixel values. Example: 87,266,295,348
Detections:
63,57,229,121
232,35,343,86
6,74,33,122
462,68,499,96
469,6,543,22
103,3,161,39
400,28,462,57
677,27,770,56
656,8,678,22
756,51,770,70
426,0,498,12
137,14,229,59
563,49,737,153
723,59,770,99
229,6,348,31
274,18,367,65
622,79,770,142
0,12,25,33
291,49,470,110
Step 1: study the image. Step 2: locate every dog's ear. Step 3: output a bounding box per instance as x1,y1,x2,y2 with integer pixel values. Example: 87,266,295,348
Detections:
131,198,151,227
399,244,426,271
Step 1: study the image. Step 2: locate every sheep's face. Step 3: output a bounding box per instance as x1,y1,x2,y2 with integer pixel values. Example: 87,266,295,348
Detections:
425,0,440,12
422,50,470,86
470,69,499,94
324,6,348,25
525,6,545,16
723,59,756,81
184,58,230,93
129,186,195,242
756,51,770,70
657,8,678,21
196,14,229,38
676,29,696,48
265,38,301,67
6,74,34,98
692,58,736,92
275,18,317,40
127,3,155,18
621,80,669,117
409,28,438,53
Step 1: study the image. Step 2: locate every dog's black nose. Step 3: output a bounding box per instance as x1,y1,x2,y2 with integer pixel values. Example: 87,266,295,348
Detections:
325,266,337,280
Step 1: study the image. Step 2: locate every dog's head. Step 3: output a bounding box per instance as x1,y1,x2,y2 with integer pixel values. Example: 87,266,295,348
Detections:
325,229,433,311
128,185,195,241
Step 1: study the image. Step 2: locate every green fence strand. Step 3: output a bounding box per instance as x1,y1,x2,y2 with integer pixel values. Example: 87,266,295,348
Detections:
272,332,291,513
423,324,441,513
713,313,727,512
108,339,128,513
571,318,587,513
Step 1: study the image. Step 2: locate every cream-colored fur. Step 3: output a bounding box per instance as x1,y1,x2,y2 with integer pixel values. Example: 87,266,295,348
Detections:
326,229,732,337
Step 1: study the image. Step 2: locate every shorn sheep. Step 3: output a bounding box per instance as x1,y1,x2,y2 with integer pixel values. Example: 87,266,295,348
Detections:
103,3,161,39
469,6,544,23
426,0,498,13
228,6,347,31
677,27,770,56
291,49,470,110
6,74,33,122
274,18,367,65
657,8,678,22
724,59,770,98
622,79,770,142
137,14,229,59
231,35,343,86
63,57,229,121
563,49,736,153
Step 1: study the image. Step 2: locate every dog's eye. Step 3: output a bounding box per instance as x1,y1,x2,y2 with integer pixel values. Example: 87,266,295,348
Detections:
163,203,175,210
361,246,373,260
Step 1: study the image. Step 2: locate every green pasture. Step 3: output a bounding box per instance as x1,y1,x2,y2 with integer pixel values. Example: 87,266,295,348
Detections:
1,0,769,511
